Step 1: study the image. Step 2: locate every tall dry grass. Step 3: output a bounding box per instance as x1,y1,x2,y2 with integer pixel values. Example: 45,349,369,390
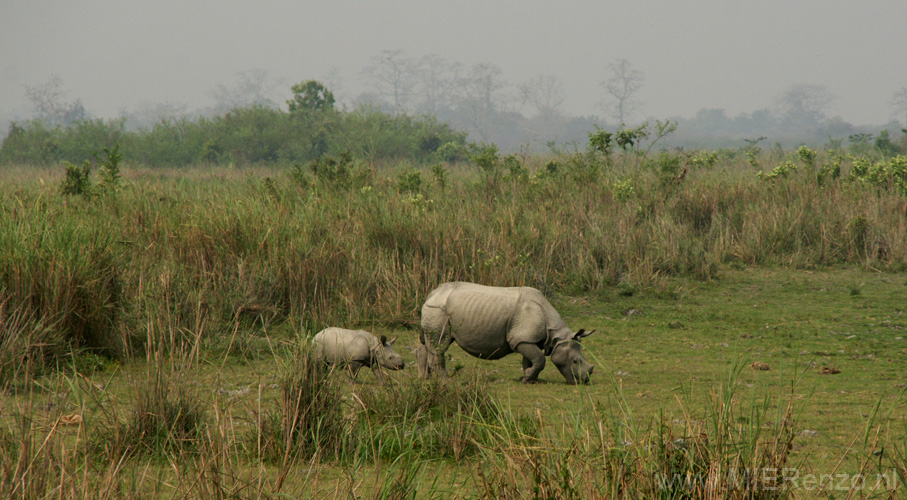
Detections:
2,149,905,360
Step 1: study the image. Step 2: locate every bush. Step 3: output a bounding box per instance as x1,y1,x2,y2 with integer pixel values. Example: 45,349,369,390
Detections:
61,160,92,196
849,154,907,195
430,163,448,189
434,141,465,163
503,154,528,182
97,144,123,193
309,151,373,190
397,168,423,194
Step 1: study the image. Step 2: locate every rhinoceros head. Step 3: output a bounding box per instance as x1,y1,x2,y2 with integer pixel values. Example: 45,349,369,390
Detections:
376,336,405,371
549,329,595,384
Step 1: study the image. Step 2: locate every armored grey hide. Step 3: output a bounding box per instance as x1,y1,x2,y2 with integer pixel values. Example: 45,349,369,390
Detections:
420,282,594,384
412,344,434,379
313,328,405,384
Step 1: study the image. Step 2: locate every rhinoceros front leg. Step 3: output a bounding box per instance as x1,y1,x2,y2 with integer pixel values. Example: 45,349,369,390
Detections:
515,343,546,383
371,366,387,385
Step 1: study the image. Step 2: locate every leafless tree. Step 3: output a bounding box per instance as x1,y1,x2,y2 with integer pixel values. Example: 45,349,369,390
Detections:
320,67,344,105
24,75,87,126
601,58,644,125
456,63,511,141
519,73,566,118
891,87,907,126
774,84,835,128
517,73,570,145
120,101,188,130
414,53,462,114
361,49,418,112
208,68,283,113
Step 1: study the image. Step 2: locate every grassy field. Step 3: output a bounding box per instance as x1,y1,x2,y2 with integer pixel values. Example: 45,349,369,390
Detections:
2,268,904,498
2,146,907,498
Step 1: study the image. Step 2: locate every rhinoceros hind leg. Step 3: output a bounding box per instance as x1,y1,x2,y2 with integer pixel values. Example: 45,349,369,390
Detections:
515,343,546,383
429,337,452,379
371,366,387,385
420,314,453,379
414,345,432,378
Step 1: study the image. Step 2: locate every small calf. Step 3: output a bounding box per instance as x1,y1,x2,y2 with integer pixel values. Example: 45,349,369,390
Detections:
313,328,405,384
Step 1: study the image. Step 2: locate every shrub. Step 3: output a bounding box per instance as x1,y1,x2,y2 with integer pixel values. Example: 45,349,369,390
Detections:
468,142,500,176
434,141,465,163
817,150,843,183
430,163,448,189
287,80,335,114
757,160,798,180
310,152,355,189
612,178,635,201
61,160,93,196
503,154,528,182
418,133,442,156
648,151,683,179
796,145,817,169
397,168,423,194
849,154,907,195
97,144,123,193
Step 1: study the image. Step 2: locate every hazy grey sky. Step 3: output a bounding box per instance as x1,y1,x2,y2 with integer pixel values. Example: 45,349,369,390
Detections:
3,0,906,125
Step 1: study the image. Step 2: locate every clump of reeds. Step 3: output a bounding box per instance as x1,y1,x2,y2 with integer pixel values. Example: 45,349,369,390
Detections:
0,295,62,388
256,345,345,464
352,375,517,462
97,365,207,461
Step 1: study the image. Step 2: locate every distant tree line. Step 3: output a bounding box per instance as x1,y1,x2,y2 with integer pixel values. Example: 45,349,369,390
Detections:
0,80,466,166
352,51,907,151
5,60,907,162
353,50,631,152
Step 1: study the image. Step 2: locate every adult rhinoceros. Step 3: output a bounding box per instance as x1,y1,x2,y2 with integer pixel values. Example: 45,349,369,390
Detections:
313,328,405,384
420,282,595,384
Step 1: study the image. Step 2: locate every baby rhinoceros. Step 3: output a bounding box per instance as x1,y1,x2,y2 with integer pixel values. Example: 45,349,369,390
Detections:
313,328,405,384
421,282,595,384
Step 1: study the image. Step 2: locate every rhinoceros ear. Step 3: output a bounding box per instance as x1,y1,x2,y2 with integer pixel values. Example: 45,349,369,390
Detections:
380,335,388,345
574,329,595,339
386,336,398,346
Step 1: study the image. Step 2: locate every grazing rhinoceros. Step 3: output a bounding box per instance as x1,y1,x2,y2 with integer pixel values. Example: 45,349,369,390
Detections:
420,282,595,384
313,328,405,384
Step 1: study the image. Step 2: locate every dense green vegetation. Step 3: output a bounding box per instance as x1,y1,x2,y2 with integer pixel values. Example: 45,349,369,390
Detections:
0,86,467,167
